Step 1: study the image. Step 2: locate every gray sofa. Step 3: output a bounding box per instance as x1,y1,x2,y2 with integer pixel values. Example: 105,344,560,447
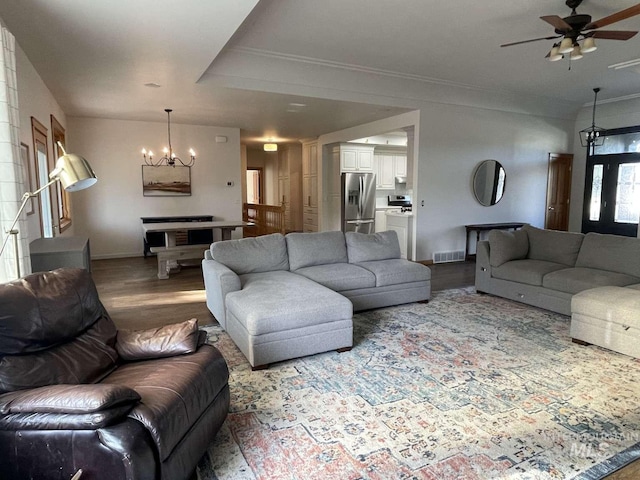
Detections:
202,230,431,368
475,224,640,315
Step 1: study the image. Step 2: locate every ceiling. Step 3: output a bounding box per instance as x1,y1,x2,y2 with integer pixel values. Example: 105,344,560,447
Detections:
2,0,640,147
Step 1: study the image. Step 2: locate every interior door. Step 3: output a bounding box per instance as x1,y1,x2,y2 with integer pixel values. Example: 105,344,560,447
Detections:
545,153,573,231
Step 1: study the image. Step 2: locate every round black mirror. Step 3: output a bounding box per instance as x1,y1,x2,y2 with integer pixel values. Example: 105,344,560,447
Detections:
473,160,506,206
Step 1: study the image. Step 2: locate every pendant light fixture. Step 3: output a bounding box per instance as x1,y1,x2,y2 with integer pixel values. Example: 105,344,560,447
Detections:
579,88,606,148
142,109,196,167
263,141,278,152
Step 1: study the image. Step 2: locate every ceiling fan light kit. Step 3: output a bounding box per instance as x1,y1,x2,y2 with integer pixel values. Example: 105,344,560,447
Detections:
549,44,564,61
558,37,575,54
570,44,584,60
582,36,597,52
501,0,640,62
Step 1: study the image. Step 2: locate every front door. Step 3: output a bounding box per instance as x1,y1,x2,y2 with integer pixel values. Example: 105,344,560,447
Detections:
545,153,573,231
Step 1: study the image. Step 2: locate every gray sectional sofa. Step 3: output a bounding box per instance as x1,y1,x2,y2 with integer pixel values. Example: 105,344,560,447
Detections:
202,230,431,368
475,224,640,315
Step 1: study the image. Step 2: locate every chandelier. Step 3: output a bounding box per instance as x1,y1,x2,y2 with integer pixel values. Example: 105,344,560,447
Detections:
142,109,196,167
579,88,606,149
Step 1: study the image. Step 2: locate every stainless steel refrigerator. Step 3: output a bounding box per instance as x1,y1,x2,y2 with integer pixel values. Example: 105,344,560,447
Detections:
341,172,376,233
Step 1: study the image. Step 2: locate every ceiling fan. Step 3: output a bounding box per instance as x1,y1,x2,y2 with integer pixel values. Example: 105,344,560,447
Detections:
501,0,640,61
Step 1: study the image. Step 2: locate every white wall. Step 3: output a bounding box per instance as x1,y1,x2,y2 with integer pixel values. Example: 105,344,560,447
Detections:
416,103,572,261
15,43,68,243
319,107,572,262
67,117,242,258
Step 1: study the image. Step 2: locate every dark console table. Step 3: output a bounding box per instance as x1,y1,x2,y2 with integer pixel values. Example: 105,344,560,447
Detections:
465,222,525,260
141,215,213,257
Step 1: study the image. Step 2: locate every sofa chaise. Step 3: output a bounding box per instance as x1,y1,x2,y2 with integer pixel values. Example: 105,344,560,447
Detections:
202,230,431,369
0,268,230,480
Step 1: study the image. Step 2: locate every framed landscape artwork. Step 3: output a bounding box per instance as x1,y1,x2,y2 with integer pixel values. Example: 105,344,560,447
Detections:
142,165,191,196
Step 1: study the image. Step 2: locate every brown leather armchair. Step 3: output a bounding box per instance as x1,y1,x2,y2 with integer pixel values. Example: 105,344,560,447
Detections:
0,268,230,480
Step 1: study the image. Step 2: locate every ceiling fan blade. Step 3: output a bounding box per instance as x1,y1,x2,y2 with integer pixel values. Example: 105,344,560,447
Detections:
501,35,561,47
585,3,640,30
591,30,638,40
540,15,572,32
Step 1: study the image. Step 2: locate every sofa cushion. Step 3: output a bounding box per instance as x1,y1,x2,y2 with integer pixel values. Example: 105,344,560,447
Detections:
572,286,640,328
345,231,401,263
542,267,640,295
102,345,229,462
294,263,375,291
356,259,432,287
523,225,584,266
575,232,640,278
210,233,289,274
488,229,528,267
286,231,348,271
226,271,352,336
492,259,566,286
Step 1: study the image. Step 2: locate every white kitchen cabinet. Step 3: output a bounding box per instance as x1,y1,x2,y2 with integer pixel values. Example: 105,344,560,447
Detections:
375,154,395,189
386,212,413,259
374,148,407,188
302,141,319,232
394,154,407,177
334,143,375,173
278,145,302,232
375,210,387,232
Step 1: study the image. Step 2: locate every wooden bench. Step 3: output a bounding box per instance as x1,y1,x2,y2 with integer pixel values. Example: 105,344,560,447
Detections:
150,244,209,279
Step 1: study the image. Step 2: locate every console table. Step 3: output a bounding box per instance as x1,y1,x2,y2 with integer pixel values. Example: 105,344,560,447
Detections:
30,236,91,273
465,222,525,260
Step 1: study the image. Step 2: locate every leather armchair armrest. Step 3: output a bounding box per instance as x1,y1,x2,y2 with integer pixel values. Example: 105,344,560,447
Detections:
0,384,140,431
0,384,140,414
116,318,201,361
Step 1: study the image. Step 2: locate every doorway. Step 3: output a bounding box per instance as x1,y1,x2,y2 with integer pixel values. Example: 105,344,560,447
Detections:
246,168,264,204
582,126,640,237
545,153,573,231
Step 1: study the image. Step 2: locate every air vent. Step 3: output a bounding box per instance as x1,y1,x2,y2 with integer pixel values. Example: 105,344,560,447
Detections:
432,250,465,264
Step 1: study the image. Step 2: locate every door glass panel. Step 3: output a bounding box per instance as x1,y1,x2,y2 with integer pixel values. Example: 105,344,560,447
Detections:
589,165,603,221
614,163,640,224
36,141,53,237
594,132,640,155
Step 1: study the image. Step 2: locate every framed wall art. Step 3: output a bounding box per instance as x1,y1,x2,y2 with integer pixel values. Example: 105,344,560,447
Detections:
142,165,191,196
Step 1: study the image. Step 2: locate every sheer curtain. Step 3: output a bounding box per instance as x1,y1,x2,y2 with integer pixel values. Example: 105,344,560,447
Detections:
0,27,27,283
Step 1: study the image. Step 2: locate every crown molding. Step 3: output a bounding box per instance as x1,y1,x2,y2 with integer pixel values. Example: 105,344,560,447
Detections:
230,46,575,109
585,91,640,107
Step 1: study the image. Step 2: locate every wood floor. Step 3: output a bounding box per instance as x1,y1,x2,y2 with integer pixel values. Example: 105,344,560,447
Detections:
91,257,638,479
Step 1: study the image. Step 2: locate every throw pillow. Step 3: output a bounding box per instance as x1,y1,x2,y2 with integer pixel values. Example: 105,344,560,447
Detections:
489,229,529,267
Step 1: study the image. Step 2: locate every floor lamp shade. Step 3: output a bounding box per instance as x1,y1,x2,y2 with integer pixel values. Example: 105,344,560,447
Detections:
52,153,97,191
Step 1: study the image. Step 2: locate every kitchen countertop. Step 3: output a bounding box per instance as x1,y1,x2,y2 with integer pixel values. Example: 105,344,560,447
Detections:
385,210,413,217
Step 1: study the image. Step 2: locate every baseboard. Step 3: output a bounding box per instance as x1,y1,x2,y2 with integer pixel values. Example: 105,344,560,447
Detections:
91,252,143,260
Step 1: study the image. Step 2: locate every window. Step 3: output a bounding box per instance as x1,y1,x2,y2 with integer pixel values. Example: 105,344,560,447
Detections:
582,125,640,237
31,117,54,237
51,115,71,232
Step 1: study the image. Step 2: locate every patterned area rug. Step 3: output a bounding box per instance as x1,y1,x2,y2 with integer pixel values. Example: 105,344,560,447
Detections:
197,288,640,480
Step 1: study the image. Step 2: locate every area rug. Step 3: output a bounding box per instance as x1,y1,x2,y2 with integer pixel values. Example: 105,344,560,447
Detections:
197,288,640,480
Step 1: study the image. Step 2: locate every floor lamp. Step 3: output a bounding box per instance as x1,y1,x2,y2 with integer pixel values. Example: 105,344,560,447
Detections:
0,142,97,279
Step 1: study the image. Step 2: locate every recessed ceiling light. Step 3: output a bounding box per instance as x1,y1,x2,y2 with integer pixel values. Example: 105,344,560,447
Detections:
144,82,162,88
288,103,307,107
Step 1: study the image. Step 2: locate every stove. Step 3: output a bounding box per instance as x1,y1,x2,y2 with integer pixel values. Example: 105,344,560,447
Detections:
388,195,412,212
